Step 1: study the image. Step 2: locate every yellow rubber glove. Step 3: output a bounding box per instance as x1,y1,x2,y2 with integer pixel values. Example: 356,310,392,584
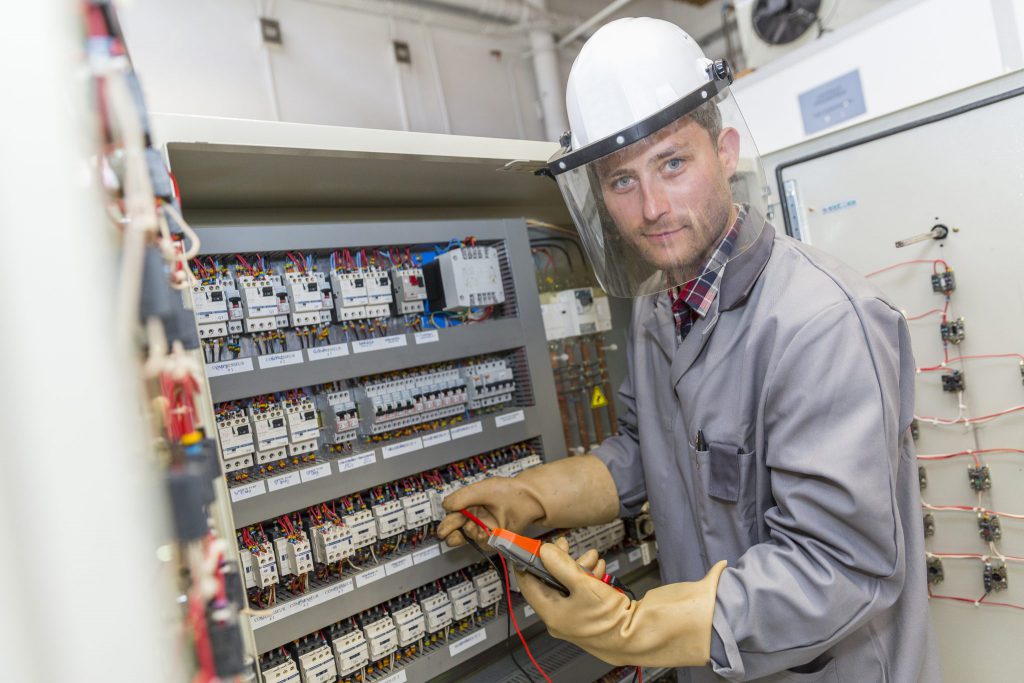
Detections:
437,455,620,548
516,538,727,668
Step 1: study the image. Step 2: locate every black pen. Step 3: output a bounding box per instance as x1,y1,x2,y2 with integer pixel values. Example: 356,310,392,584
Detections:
696,429,707,451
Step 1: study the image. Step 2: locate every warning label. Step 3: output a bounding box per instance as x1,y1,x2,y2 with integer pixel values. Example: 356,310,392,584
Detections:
591,386,608,408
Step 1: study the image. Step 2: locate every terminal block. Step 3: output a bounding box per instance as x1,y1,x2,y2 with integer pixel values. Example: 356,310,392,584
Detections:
978,511,1002,542
248,542,279,589
421,591,453,634
332,269,390,321
967,465,991,492
371,500,406,538
930,268,956,294
391,267,427,314
918,466,927,490
238,273,289,332
473,570,503,608
927,556,944,585
284,395,320,457
923,513,935,538
341,510,378,550
401,491,433,529
192,280,233,339
215,407,255,465
284,270,333,327
910,419,920,442
983,561,1009,593
330,627,369,676
363,614,397,662
297,640,337,683
274,533,314,577
310,522,353,564
447,579,479,620
261,658,299,683
364,269,393,306
250,400,289,464
941,369,965,393
393,603,426,647
424,246,506,311
939,317,965,345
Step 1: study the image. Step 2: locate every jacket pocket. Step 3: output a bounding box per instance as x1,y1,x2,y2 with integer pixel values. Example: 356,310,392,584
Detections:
692,441,758,561
779,657,840,682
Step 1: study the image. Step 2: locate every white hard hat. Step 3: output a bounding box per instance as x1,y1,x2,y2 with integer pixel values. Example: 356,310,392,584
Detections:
545,17,769,299
565,18,715,150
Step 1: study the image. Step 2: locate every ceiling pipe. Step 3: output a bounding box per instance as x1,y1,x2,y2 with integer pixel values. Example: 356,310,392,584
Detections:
557,0,635,48
525,0,569,141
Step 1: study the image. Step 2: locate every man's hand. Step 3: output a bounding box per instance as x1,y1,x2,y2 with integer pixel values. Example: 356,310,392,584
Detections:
436,476,545,547
516,538,727,668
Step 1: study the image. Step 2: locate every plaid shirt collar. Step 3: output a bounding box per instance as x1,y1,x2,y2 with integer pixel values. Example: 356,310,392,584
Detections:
669,205,745,338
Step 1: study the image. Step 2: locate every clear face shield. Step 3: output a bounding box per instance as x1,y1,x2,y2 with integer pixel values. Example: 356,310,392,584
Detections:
547,63,769,298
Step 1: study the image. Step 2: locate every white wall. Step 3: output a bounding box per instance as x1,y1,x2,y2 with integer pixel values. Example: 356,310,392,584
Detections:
733,0,1024,154
118,0,547,140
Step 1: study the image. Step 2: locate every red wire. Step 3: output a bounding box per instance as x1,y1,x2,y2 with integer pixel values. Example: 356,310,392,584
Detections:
929,587,1024,611
460,508,492,535
499,553,553,683
865,258,950,278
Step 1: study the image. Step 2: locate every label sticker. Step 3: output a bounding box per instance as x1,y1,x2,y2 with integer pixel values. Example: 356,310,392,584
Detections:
337,451,376,473
450,422,483,440
229,481,266,502
385,555,413,576
523,605,535,618
250,606,282,629
495,410,525,428
377,671,407,683
421,430,451,448
257,351,303,369
628,549,642,564
355,566,386,587
207,358,254,377
605,560,620,574
323,579,354,599
306,343,350,361
299,463,331,483
352,335,408,354
449,629,487,657
822,199,857,215
590,386,608,408
414,330,439,344
267,471,300,492
412,544,441,565
382,437,424,459
640,542,654,566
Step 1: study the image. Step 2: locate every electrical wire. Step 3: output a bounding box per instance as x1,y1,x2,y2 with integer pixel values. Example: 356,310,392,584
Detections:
460,510,550,682
465,537,535,683
864,258,949,278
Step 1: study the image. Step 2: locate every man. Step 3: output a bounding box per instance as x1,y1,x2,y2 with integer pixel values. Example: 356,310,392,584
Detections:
437,17,938,683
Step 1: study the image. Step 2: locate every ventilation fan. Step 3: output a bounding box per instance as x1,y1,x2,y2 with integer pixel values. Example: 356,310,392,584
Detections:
752,0,822,45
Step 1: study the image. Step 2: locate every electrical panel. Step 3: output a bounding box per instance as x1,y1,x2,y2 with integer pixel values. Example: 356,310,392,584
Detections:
766,74,1024,682
175,217,593,682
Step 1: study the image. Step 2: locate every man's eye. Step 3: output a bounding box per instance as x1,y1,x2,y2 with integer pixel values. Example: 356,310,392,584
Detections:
612,176,634,190
664,158,684,172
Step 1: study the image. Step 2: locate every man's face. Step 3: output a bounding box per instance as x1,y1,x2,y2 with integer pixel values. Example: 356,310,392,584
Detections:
595,117,740,279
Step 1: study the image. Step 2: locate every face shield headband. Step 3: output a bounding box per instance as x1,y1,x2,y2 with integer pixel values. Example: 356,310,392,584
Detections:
545,59,734,178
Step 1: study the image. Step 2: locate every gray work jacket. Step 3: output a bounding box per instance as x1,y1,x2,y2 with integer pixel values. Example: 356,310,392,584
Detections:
594,221,940,683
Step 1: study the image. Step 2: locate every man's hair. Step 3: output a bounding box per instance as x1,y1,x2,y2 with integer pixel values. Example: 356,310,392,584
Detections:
685,100,723,149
